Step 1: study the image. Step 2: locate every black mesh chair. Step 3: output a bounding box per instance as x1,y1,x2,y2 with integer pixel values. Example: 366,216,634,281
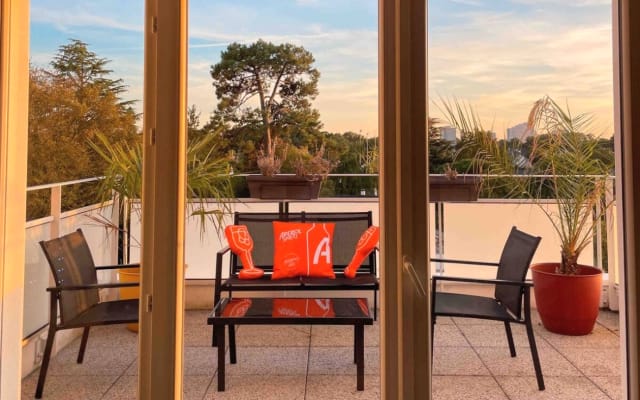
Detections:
431,226,545,391
35,229,140,399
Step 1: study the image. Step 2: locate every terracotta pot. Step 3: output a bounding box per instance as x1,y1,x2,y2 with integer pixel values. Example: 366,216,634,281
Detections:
531,263,602,335
119,267,140,332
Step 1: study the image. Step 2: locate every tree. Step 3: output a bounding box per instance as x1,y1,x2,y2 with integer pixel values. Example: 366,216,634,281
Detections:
210,40,321,174
27,39,139,219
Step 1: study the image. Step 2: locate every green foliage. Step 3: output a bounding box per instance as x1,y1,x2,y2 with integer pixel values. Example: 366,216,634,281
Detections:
90,129,235,235
428,118,455,173
27,39,139,220
210,40,322,174
446,96,614,274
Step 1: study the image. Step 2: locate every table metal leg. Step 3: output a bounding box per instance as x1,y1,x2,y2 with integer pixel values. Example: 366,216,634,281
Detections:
216,325,226,391
229,324,237,364
355,324,364,390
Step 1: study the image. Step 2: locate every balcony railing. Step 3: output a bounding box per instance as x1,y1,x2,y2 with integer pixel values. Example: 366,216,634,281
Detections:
21,174,619,377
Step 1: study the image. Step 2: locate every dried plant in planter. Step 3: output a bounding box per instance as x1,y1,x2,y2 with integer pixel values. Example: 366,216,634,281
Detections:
293,145,338,180
256,137,288,176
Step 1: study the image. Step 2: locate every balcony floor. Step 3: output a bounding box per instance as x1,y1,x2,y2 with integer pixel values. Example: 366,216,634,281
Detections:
21,309,621,400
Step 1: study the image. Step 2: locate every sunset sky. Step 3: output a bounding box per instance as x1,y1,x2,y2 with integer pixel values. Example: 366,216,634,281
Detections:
29,0,614,138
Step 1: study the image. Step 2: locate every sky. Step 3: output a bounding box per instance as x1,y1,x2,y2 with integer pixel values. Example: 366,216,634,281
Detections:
29,0,614,138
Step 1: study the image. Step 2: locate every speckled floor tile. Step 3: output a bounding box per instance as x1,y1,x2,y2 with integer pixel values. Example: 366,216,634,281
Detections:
457,322,546,348
184,309,215,347
310,323,379,347
433,323,470,347
43,340,137,376
432,346,489,376
224,347,308,376
590,376,623,400
21,373,118,400
432,376,508,400
307,346,379,375
497,376,611,400
203,374,306,399
184,346,219,376
537,324,620,349
559,347,621,376
476,345,580,377
305,374,380,399
596,311,621,333
233,325,311,347
433,316,454,325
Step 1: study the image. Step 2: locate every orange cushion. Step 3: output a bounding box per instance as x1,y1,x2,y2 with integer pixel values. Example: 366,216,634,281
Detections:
272,221,335,279
344,226,380,278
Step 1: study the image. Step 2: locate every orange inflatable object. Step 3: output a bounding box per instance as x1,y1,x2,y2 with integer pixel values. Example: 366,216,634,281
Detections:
224,225,265,279
344,226,380,278
272,298,335,318
272,221,335,279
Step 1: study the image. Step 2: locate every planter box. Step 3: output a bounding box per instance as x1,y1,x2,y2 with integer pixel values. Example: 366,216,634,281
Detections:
247,175,322,200
429,175,481,202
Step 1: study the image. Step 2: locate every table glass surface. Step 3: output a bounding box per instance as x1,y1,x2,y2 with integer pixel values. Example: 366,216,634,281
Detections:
216,298,370,319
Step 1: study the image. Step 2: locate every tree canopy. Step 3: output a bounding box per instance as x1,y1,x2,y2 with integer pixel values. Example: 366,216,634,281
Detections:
210,40,322,174
28,39,139,219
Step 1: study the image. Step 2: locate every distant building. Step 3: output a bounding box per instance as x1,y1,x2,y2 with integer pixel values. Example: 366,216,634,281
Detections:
507,122,534,142
440,126,457,143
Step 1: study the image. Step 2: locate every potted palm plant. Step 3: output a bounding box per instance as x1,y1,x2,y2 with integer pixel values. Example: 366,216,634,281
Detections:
446,96,614,335
89,132,235,331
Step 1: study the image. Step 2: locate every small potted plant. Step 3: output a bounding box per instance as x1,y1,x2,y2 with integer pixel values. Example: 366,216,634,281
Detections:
447,96,614,335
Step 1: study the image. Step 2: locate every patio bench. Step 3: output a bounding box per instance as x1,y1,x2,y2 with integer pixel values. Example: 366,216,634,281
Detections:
208,297,373,391
212,211,379,344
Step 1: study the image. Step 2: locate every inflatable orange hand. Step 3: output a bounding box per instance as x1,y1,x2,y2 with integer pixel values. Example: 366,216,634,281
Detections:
224,225,264,279
344,226,380,278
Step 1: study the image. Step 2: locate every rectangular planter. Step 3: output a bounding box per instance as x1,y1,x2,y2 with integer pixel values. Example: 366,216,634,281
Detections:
428,175,481,202
246,175,322,200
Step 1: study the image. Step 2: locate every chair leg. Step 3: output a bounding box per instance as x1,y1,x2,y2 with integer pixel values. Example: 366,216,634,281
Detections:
77,327,91,363
524,288,544,390
229,325,237,364
504,321,516,357
35,325,56,399
525,317,545,390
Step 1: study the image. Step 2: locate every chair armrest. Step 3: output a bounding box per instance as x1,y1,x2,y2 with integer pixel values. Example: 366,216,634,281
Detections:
432,275,533,287
95,263,140,271
430,258,499,267
47,282,139,292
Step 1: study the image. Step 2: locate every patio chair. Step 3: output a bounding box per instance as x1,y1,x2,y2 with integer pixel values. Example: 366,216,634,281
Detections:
35,229,140,399
431,226,545,391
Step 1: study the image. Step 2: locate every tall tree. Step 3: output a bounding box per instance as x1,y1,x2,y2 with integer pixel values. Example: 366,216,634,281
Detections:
27,39,139,219
210,40,322,174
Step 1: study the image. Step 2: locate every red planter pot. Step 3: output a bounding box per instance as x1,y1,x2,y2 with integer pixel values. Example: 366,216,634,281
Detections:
531,263,602,335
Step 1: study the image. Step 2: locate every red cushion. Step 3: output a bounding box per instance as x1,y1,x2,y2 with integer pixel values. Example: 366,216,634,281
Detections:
344,226,380,278
272,221,335,279
224,225,264,279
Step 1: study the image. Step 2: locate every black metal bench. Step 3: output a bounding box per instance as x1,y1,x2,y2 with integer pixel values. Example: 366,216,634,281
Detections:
208,297,373,391
213,211,379,344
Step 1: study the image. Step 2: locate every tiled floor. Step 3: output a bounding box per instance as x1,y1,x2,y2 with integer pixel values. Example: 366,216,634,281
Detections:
21,310,621,399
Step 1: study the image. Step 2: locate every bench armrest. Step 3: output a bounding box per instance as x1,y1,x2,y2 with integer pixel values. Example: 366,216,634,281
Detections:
214,246,231,308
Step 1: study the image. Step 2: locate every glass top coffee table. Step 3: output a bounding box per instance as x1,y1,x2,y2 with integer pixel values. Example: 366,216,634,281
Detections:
208,297,373,391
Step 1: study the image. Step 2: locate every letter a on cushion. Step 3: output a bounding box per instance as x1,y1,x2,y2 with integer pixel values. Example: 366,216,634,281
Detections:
272,221,335,279
344,226,380,278
224,225,264,279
